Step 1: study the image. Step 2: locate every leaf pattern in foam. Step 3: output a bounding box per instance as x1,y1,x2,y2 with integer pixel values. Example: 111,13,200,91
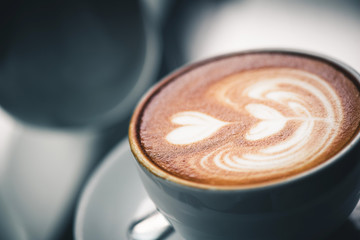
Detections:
245,104,286,141
166,111,228,145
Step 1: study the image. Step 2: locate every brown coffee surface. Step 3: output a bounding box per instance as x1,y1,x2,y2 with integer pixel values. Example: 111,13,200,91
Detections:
134,52,360,187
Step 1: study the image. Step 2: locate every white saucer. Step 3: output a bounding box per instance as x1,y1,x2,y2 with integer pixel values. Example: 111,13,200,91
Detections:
75,139,360,240
75,139,181,240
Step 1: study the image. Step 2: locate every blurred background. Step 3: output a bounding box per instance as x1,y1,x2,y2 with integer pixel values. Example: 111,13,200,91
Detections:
0,0,359,239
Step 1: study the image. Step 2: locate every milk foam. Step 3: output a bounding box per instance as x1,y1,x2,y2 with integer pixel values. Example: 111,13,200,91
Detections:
166,111,228,145
166,69,342,173
137,53,360,187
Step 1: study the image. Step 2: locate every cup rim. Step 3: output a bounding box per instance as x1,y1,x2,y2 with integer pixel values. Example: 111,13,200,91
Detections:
129,48,360,191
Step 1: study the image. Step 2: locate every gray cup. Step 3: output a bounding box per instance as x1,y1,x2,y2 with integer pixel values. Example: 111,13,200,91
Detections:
129,49,360,240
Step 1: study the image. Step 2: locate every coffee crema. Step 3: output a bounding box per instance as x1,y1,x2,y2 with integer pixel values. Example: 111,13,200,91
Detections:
130,52,360,188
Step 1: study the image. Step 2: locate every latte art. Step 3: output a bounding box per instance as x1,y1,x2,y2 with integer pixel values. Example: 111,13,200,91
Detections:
166,111,228,145
166,69,342,175
134,53,360,187
166,69,342,176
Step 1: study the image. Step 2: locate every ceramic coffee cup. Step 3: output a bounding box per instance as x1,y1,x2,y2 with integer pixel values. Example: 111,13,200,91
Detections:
129,49,360,240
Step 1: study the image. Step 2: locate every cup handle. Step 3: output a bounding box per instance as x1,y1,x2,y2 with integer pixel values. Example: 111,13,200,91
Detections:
128,210,173,240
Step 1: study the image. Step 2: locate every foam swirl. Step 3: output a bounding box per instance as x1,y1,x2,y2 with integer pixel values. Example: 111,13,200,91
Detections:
166,68,343,176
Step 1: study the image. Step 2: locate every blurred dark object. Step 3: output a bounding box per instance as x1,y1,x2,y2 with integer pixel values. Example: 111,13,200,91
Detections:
0,0,161,240
0,0,152,128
